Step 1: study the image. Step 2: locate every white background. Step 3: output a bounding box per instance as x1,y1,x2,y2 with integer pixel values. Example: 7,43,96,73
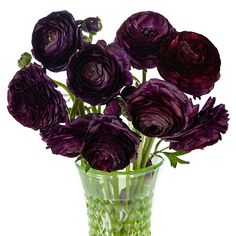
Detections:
1,0,236,235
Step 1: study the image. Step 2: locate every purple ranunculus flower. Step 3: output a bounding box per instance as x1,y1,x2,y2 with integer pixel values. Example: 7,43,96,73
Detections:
40,114,92,157
82,114,140,172
115,11,175,69
157,31,221,97
167,97,229,152
32,11,79,72
67,40,132,105
81,17,102,33
126,79,198,138
7,64,67,130
41,114,140,171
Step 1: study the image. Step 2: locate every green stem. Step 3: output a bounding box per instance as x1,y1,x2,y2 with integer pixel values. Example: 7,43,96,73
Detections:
97,104,101,113
150,139,162,159
142,69,147,83
70,98,79,120
52,79,75,102
91,105,97,113
125,165,130,208
141,138,155,168
158,146,169,153
78,99,85,116
134,133,144,170
89,34,93,42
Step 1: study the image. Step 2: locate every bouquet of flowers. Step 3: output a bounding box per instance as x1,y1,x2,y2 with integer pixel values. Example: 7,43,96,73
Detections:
7,10,229,236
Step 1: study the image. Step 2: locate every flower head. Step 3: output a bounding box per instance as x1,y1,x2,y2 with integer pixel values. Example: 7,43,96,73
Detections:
67,40,132,105
126,79,198,138
167,97,229,151
7,64,67,130
157,31,221,97
115,11,175,69
32,10,79,72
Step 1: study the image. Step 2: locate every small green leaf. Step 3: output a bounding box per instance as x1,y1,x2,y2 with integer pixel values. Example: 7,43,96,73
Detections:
164,150,188,156
163,152,190,168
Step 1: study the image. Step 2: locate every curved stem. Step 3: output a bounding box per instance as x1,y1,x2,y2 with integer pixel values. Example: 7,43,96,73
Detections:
53,79,75,103
70,98,79,120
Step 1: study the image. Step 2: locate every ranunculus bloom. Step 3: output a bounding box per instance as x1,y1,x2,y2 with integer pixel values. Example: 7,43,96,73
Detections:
7,64,67,130
126,79,198,138
115,11,175,69
41,114,140,171
167,97,229,152
157,31,221,97
32,10,79,72
67,40,132,105
40,115,92,157
82,114,140,171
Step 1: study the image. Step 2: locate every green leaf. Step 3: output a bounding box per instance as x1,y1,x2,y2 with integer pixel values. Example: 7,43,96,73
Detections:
164,150,188,156
163,152,190,168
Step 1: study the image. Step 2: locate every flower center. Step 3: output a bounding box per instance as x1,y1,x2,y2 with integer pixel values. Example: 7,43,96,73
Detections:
142,28,155,37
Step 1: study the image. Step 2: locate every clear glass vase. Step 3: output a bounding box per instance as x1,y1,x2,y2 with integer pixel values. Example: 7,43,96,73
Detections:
76,158,163,236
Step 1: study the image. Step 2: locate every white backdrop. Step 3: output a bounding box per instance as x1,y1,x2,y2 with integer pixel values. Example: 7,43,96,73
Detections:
1,0,236,235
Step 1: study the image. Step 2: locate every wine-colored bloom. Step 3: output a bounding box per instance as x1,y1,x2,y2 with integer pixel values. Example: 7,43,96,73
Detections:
115,11,175,69
7,64,67,130
32,11,79,72
67,40,132,105
40,115,92,157
82,114,140,172
126,79,198,138
41,114,140,172
157,31,221,97
167,97,229,151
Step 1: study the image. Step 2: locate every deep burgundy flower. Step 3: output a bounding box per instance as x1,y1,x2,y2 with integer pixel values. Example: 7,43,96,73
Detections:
32,10,79,72
81,17,102,33
167,97,229,152
7,64,67,130
82,114,140,171
115,11,175,69
157,31,221,97
40,115,92,157
41,114,140,171
126,79,198,138
67,40,132,105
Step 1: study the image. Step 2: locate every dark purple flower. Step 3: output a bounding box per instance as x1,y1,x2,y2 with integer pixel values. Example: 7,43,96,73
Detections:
82,114,140,172
41,114,140,172
104,98,121,117
126,79,198,138
167,97,229,152
32,10,79,72
40,115,92,157
81,17,102,33
115,11,175,69
157,31,221,97
7,64,67,130
67,40,132,105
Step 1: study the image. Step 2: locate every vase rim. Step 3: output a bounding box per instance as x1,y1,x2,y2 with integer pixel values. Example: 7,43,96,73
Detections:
75,157,163,177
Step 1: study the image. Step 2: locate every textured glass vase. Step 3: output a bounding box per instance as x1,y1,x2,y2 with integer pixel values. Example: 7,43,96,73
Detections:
76,158,163,236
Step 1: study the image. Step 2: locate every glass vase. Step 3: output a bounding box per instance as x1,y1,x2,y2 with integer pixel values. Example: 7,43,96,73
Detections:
76,158,163,236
